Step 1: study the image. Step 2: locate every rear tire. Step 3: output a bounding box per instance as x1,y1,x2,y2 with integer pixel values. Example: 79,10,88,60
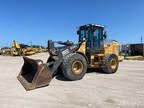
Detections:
101,54,119,74
61,53,87,81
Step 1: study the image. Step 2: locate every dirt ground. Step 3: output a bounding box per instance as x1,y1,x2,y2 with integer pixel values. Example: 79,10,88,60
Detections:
0,53,144,108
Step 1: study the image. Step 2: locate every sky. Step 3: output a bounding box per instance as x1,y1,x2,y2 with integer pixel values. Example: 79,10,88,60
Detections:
0,0,144,47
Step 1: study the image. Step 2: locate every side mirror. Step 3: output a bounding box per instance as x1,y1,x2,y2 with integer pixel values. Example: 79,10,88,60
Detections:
103,31,107,39
77,30,80,35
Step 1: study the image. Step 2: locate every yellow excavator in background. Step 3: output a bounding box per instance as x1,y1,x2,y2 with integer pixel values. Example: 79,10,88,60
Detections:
17,24,124,91
11,40,21,56
11,40,36,56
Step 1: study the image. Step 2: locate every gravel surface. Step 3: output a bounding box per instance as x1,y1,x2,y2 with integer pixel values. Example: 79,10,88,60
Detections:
0,53,144,108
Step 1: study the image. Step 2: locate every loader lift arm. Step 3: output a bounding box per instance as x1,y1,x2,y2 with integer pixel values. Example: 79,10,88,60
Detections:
47,40,80,75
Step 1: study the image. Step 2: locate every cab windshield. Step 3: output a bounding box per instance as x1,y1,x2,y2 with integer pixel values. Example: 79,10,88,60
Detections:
78,27,104,51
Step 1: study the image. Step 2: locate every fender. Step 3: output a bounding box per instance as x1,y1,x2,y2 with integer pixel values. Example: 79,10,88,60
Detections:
76,51,89,64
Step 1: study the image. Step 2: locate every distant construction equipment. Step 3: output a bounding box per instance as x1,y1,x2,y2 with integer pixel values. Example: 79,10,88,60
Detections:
10,40,36,56
121,43,144,60
0,47,11,56
0,40,47,56
121,43,144,56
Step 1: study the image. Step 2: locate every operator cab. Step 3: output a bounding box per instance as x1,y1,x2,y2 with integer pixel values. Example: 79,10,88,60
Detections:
77,24,107,53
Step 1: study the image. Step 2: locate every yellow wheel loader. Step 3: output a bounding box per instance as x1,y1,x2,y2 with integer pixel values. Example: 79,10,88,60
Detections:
18,24,121,91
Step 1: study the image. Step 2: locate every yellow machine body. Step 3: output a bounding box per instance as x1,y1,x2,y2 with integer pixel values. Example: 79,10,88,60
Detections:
77,39,123,68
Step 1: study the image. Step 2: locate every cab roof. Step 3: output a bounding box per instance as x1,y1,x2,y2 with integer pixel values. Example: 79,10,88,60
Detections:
79,24,105,29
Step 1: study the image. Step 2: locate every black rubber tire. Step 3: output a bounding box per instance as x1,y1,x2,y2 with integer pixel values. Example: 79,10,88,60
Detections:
61,53,87,81
101,54,119,74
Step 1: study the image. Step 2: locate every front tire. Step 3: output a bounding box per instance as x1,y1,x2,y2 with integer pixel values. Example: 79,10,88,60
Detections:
61,53,87,81
101,54,119,74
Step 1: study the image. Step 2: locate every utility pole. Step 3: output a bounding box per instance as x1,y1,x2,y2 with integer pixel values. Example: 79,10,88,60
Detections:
30,42,32,47
141,36,143,43
142,36,144,56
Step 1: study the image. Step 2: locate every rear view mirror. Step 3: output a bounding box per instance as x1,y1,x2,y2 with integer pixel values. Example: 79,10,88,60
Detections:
77,30,80,35
103,31,107,39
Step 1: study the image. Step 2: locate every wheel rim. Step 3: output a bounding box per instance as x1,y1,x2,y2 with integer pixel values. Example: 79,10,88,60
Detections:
110,59,117,70
72,60,83,75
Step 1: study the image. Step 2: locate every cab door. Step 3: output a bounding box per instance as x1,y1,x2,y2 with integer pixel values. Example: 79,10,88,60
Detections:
92,28,104,53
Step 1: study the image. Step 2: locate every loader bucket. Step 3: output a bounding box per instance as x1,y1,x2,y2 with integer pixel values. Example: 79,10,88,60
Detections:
17,56,52,91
